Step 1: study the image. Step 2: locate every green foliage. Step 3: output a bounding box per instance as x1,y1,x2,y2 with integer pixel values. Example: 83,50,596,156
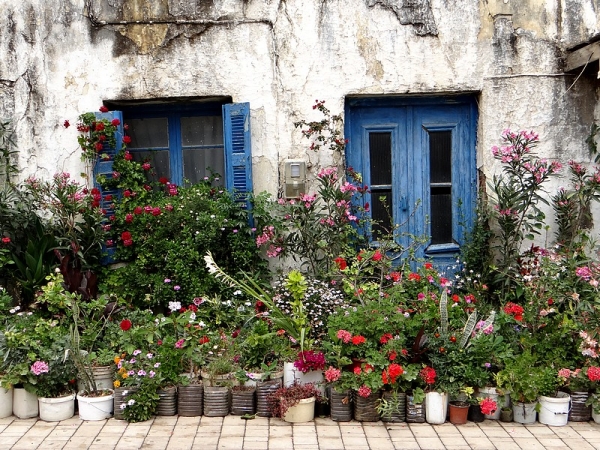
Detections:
495,351,558,403
121,382,160,422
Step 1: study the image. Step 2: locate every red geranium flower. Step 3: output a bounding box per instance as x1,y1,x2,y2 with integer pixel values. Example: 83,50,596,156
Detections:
111,118,121,126
99,106,109,113
199,336,209,345
351,335,366,345
120,319,132,331
122,135,131,144
63,120,70,128
372,250,382,261
334,257,347,270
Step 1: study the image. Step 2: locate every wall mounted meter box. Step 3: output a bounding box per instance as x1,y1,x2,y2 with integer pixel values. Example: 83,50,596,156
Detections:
283,160,306,198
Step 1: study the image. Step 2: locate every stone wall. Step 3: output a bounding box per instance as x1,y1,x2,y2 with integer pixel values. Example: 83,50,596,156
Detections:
0,0,598,230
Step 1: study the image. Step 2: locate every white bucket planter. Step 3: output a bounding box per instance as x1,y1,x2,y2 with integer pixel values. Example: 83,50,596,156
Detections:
243,370,283,387
513,401,537,424
78,366,115,392
538,392,570,426
425,391,448,424
479,387,501,420
13,388,38,419
0,387,13,419
38,393,76,422
283,362,324,393
592,409,600,424
283,396,316,423
78,390,114,421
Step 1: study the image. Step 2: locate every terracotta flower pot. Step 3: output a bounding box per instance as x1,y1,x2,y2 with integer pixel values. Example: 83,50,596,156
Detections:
449,401,469,425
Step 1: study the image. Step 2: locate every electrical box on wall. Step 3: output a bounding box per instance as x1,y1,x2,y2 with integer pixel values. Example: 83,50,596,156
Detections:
283,160,306,198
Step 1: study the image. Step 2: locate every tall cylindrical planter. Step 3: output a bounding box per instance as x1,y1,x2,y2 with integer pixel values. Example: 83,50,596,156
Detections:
203,386,230,417
231,387,256,416
38,393,76,422
538,392,570,427
425,392,448,424
113,387,138,420
330,388,352,422
380,391,406,423
177,383,203,416
513,401,537,424
353,390,380,422
13,388,38,419
283,362,324,393
156,386,177,416
0,387,13,419
256,379,282,417
592,409,600,424
569,391,591,422
406,394,426,423
478,387,502,420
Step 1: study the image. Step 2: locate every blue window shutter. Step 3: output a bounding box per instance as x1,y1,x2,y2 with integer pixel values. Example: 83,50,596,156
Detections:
223,103,252,209
92,110,124,264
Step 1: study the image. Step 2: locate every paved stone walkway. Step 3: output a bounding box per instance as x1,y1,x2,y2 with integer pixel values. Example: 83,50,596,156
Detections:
0,415,599,449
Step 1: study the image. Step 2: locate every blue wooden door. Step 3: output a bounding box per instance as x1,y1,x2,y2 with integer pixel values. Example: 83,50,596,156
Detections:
345,97,478,273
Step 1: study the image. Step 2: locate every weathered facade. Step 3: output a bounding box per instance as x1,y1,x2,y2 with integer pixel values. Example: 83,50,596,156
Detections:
1,0,599,250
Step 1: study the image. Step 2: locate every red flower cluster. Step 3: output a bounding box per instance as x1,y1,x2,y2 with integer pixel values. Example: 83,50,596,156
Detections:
198,336,209,345
503,302,524,321
294,350,326,373
420,366,436,385
588,366,600,382
121,231,133,247
334,256,347,270
351,335,366,345
408,273,421,282
380,333,394,345
381,363,404,385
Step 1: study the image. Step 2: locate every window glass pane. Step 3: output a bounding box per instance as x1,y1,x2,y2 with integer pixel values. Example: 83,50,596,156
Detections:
371,191,392,239
181,116,223,146
132,151,170,184
183,148,225,186
430,131,451,184
128,118,169,148
430,187,452,245
369,132,392,186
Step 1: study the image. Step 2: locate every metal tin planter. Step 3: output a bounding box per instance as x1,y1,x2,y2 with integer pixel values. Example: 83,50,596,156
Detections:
156,386,177,416
231,387,256,416
353,390,380,422
329,388,352,422
177,383,204,416
113,386,138,420
569,391,591,422
256,379,282,417
203,386,231,417
380,391,406,423
405,394,426,423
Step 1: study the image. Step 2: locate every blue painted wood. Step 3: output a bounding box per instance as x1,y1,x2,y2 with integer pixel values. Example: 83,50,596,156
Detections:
223,102,253,210
345,97,478,275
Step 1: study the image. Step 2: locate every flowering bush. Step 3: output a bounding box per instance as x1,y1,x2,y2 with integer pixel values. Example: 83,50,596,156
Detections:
478,397,497,415
294,350,326,373
267,381,325,418
76,108,124,163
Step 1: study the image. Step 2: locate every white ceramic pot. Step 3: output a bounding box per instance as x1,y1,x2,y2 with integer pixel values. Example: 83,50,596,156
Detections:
592,409,600,424
13,388,38,419
283,362,324,393
513,401,537,424
0,387,13,419
38,393,76,422
538,392,570,427
425,391,448,424
78,390,114,420
283,396,316,423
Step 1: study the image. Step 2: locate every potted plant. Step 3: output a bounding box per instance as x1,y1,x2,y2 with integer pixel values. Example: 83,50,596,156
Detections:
448,387,473,425
267,381,325,423
377,363,419,423
30,356,77,422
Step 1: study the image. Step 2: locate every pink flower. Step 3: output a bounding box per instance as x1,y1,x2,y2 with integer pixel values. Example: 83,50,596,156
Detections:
588,366,600,382
479,397,497,415
357,385,372,398
30,361,49,375
336,329,352,344
324,366,341,383
175,339,185,349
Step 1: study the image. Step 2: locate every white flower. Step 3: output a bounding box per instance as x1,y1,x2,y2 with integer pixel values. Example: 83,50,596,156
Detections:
198,321,206,327
189,312,196,321
168,301,181,312
9,309,15,314
233,290,242,296
127,399,135,406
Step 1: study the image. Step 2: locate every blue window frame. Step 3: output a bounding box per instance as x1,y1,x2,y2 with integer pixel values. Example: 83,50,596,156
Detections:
345,96,478,272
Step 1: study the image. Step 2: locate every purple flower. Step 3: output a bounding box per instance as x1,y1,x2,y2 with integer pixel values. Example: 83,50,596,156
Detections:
133,349,142,356
137,370,146,376
129,358,136,364
154,362,161,368
174,285,181,291
164,278,171,283
149,371,156,378
128,370,135,376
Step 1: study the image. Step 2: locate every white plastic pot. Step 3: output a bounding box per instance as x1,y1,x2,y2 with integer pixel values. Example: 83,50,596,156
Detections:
78,390,114,421
538,392,570,426
38,393,76,422
13,388,38,419
283,396,316,423
425,391,448,424
283,362,324,393
592,409,600,424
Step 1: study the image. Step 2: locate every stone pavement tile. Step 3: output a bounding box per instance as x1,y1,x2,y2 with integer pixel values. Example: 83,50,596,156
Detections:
338,423,365,435
513,437,547,449
116,435,146,447
147,425,176,437
1,424,37,435
270,425,293,437
314,417,335,426
46,426,79,440
479,425,511,438
565,438,597,450
244,427,269,437
241,441,269,450
391,438,421,449
501,425,535,438
87,445,117,450
59,417,84,426
341,434,369,448
415,436,446,449
199,416,224,426
172,425,200,437
292,446,319,450
458,425,487,438
219,425,246,436
316,425,341,437
166,438,193,450
524,425,557,436
317,436,345,449
537,437,573,447
409,422,439,437
487,438,522,450
176,416,201,426
140,437,171,449
152,416,178,426
11,440,46,450
0,416,14,425
293,431,318,445
434,423,463,435
62,436,97,449
363,423,391,437
127,418,155,426
191,442,218,450
92,434,125,446
243,435,268,442
366,436,395,449
576,427,600,440
72,424,104,437
461,436,496,449
192,435,219,446
33,440,67,449
439,435,470,447
387,427,414,440
195,425,222,436
267,436,293,449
